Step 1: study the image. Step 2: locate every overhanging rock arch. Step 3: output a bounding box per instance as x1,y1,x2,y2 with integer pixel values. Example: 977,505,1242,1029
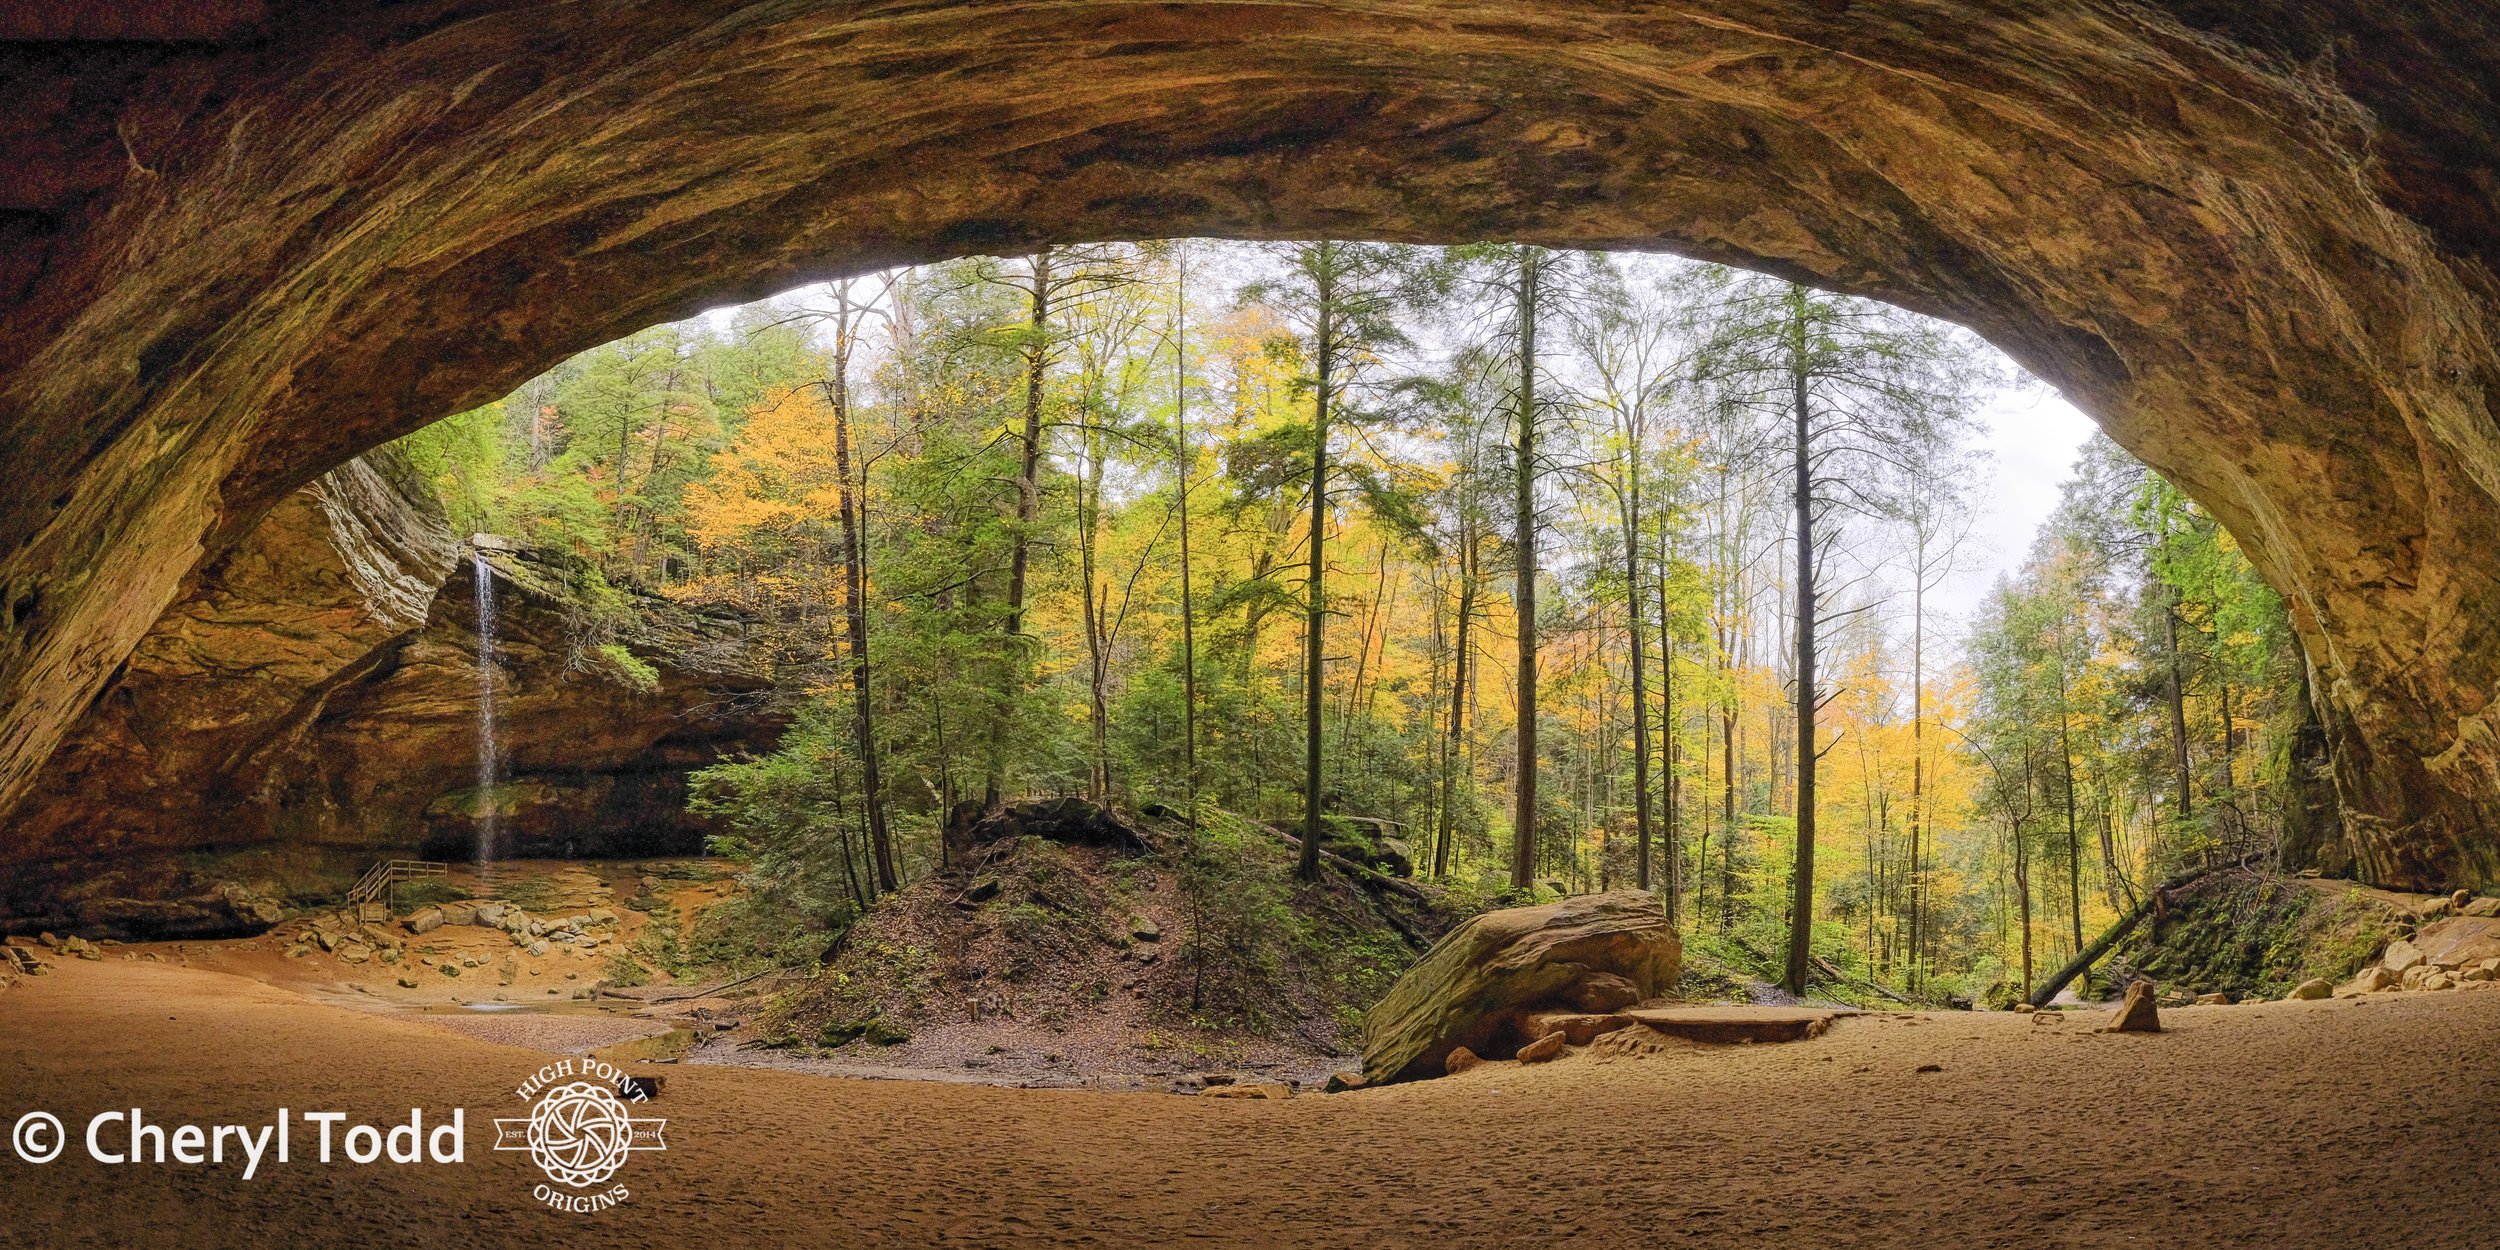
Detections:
2,2,2495,887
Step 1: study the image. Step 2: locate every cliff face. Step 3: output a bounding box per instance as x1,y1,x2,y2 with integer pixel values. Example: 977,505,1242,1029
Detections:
0,450,782,937
0,4,2496,887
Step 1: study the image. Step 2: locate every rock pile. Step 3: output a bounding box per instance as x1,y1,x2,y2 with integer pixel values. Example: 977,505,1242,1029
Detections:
2335,909,2500,996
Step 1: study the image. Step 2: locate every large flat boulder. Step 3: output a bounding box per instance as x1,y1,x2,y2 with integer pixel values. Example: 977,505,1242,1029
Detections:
1360,890,1678,1085
2410,916,2500,970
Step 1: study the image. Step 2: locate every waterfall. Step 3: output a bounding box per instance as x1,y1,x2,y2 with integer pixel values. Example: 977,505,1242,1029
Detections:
472,549,502,867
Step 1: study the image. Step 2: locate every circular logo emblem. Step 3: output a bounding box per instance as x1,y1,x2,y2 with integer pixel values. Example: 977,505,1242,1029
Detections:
495,1059,666,1211
522,1082,636,1188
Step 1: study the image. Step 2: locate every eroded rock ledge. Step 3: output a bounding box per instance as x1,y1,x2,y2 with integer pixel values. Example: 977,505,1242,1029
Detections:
0,448,783,938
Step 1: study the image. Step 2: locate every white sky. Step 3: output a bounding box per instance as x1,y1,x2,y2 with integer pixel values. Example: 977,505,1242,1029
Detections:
1928,382,2100,630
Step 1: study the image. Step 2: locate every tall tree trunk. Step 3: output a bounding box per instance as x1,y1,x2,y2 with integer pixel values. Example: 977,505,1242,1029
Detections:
1173,257,1199,827
1908,550,1925,990
1783,286,1819,998
826,311,894,894
1435,530,1475,879
1625,453,1653,892
1661,553,1680,926
992,246,1053,808
1297,248,1334,882
2055,646,2083,959
1510,248,1542,893
2165,593,2193,822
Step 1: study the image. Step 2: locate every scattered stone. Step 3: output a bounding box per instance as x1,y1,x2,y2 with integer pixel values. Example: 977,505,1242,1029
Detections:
438,963,461,978
1914,1063,1944,1074
337,945,371,965
1129,916,1163,943
1203,1082,1292,1099
2194,992,2230,1006
1520,1010,1634,1046
1199,1073,1236,1087
2011,1002,2036,1013
441,903,478,927
2340,965,2397,995
2402,964,2435,990
527,940,550,957
36,932,59,948
2423,970,2456,990
2105,982,2162,1033
2289,978,2332,1000
615,1074,664,1100
2463,897,2500,918
2460,966,2496,983
1442,1046,1485,1076
1516,1031,1568,1063
396,976,419,989
1323,1071,1366,1093
404,907,445,935
2382,939,2427,974
474,903,507,927
959,876,1001,905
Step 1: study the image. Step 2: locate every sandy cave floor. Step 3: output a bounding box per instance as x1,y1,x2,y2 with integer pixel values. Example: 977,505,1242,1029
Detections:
1,958,2495,1249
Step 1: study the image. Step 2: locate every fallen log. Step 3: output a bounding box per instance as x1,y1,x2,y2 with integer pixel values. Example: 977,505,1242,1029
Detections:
2025,853,2261,1008
1258,823,1434,904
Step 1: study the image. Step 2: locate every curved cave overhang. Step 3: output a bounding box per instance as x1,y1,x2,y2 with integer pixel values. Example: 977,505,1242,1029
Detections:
1,2,2497,886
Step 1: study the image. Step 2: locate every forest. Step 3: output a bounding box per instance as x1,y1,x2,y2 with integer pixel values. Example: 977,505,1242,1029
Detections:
398,240,2316,1006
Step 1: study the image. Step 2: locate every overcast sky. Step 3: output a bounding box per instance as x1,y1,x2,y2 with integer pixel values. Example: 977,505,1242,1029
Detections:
1927,382,2100,630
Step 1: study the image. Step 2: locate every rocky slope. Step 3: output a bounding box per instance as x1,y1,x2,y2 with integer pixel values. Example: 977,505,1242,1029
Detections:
0,450,783,938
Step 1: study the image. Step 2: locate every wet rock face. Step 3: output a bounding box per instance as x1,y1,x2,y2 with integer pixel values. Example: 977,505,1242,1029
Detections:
0,3,2496,886
0,448,783,937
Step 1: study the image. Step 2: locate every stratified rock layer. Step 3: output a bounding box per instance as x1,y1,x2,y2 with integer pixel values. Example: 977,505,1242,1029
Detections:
1,4,2498,887
0,448,782,936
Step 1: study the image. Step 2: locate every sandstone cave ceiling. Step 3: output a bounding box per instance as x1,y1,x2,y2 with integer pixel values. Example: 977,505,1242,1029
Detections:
1,1,2497,886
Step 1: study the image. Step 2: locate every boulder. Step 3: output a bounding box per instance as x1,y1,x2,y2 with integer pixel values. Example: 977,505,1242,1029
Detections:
1521,1010,1635,1046
1322,1071,1365,1094
2193,992,2231,1006
474,903,507,927
2340,965,2397,995
1516,1031,1568,1063
1203,1082,1293,1100
1441,1047,1485,1077
2423,970,2457,990
1359,890,1678,1085
404,907,445,935
440,903,478,927
1566,972,1642,1013
2288,978,2332,1000
1129,916,1162,943
2105,982,2162,1033
2407,916,2500,970
2463,897,2500,918
2381,939,2427,974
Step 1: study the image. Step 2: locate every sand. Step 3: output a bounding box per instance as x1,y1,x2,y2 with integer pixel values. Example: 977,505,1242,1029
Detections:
2,958,2493,1249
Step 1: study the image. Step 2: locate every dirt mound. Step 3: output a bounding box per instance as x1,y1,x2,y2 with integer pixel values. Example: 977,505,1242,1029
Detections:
758,806,1476,1082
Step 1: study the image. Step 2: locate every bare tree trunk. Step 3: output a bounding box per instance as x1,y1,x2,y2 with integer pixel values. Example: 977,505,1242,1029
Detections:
992,247,1052,808
1173,257,1199,826
1435,530,1475,879
826,301,894,894
1783,286,1819,998
2165,594,2194,823
1511,249,1542,893
1297,247,1335,882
